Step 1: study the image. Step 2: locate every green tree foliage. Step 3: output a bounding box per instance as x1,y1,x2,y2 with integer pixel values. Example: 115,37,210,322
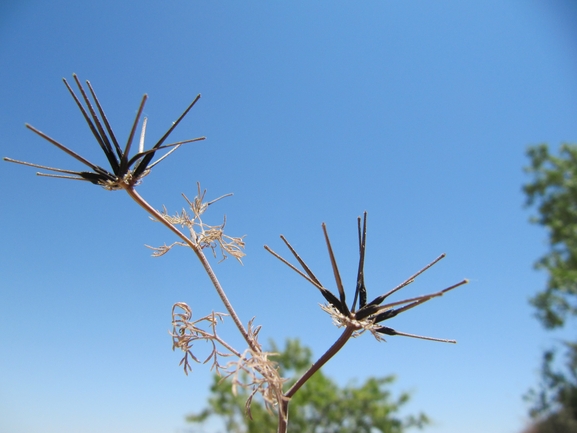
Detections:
524,143,577,429
187,339,429,433
524,343,577,424
524,144,577,329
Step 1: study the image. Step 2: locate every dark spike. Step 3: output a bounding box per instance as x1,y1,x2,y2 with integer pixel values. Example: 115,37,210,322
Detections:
320,288,346,314
279,235,324,288
120,94,147,173
263,244,346,315
375,326,397,336
85,80,124,160
351,212,368,312
66,76,120,175
376,326,457,344
353,303,382,321
79,171,107,185
370,279,469,322
322,223,350,317
365,253,447,308
24,124,110,176
372,308,401,323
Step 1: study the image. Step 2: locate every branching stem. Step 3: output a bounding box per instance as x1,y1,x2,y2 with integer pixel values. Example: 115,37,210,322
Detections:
124,186,259,353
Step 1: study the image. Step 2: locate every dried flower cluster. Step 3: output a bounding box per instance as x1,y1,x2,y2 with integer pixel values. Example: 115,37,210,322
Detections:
224,319,287,417
171,302,235,375
171,303,285,418
148,183,246,263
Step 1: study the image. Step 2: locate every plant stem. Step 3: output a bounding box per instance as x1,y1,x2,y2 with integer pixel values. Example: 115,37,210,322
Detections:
285,326,355,399
278,398,289,433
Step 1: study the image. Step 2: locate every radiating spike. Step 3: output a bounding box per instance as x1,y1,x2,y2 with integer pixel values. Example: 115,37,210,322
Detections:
4,157,98,183
365,253,447,308
66,76,120,174
36,172,91,182
24,124,106,173
264,245,323,289
85,80,124,160
125,117,148,171
352,212,368,312
376,326,456,344
357,278,468,322
4,157,86,175
73,76,119,169
120,94,147,173
322,223,350,317
279,235,323,287
263,244,345,313
139,117,147,155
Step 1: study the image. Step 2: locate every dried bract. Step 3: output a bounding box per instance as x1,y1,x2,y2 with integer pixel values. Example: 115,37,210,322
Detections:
222,318,287,417
171,303,285,417
150,183,246,263
171,302,237,375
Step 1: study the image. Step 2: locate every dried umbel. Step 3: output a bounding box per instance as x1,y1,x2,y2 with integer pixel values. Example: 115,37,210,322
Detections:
265,212,468,343
4,74,204,190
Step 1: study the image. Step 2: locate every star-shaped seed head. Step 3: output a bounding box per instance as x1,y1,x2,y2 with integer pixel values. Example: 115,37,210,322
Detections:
4,74,205,190
265,212,468,343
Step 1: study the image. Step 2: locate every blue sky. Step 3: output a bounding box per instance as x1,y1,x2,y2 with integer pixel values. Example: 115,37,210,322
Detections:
2,1,577,433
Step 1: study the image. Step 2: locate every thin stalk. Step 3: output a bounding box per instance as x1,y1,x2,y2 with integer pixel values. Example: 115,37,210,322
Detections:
124,186,259,353
278,398,289,433
285,326,355,399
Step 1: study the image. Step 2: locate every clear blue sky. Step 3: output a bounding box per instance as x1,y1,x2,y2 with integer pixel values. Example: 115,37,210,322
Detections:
2,1,577,433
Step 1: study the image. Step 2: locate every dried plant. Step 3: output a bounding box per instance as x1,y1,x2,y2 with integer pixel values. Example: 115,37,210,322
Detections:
264,212,468,403
148,183,246,263
5,75,468,433
223,319,288,418
171,303,286,420
170,302,236,375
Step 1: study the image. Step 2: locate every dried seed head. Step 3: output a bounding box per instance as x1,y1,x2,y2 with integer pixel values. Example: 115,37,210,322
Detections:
4,75,205,190
267,213,468,344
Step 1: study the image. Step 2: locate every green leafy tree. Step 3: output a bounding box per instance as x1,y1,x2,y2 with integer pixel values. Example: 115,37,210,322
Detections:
523,143,577,429
187,339,429,433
